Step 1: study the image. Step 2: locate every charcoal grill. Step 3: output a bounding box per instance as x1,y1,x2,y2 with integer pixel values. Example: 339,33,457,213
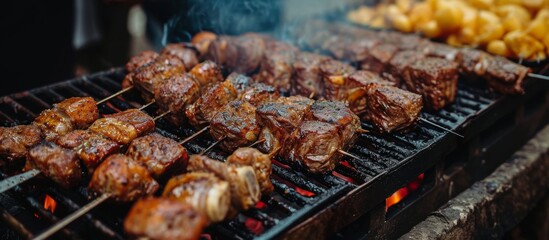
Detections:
1,55,549,239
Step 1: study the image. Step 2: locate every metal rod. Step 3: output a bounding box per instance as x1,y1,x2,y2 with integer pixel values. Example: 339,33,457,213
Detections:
138,100,155,111
0,169,41,194
337,149,365,162
357,128,369,134
419,118,464,138
32,193,111,240
528,73,549,81
249,138,266,147
202,137,225,154
153,110,171,121
95,86,134,105
179,126,209,145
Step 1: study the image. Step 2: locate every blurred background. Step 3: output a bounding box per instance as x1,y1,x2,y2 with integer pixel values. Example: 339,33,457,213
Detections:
0,0,360,96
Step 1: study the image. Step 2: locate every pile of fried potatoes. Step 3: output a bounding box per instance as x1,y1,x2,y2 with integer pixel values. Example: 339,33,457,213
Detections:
347,0,549,61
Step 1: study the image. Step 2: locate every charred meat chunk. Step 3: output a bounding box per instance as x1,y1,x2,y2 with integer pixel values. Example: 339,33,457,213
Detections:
342,38,381,62
125,50,159,72
231,34,266,74
226,73,253,93
360,44,398,74
253,41,298,93
105,109,155,136
89,118,138,145
89,154,159,202
75,132,120,172
205,36,239,69
57,130,91,149
319,59,355,101
210,101,260,152
227,147,273,194
303,101,361,148
161,43,199,70
163,172,230,223
55,97,99,129
421,42,462,62
188,155,260,211
154,73,200,126
239,83,280,106
27,142,82,188
124,198,207,240
0,125,41,163
292,52,330,98
483,56,530,95
458,48,491,80
345,70,395,115
185,80,238,128
133,54,186,101
385,50,426,86
126,133,188,180
34,109,73,141
402,57,459,110
365,84,423,132
188,60,223,87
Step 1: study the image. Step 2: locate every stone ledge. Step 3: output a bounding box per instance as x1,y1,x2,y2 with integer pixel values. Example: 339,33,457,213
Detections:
400,124,549,240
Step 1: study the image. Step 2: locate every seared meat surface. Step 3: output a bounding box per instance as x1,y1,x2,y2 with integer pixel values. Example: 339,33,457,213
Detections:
188,155,260,211
402,57,459,110
125,50,159,72
74,132,120,172
345,70,395,115
227,147,273,194
104,109,155,137
188,60,223,87
27,142,82,188
484,56,530,95
33,109,73,141
89,118,138,145
210,101,260,152
185,80,238,128
360,44,398,74
133,54,186,101
0,125,41,163
239,83,279,107
292,52,329,98
226,73,253,93
319,59,355,101
161,43,199,70
56,129,91,149
89,154,159,202
253,41,298,93
154,73,200,125
126,133,188,180
231,34,266,74
124,198,207,240
385,50,425,86
163,172,230,222
55,97,99,129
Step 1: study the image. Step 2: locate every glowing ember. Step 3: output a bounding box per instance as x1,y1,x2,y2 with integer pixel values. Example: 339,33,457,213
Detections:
294,186,315,197
385,173,424,211
43,194,57,214
332,171,356,184
255,201,267,209
244,218,264,235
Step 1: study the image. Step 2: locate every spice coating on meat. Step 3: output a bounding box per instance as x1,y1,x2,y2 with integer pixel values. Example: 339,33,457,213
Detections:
188,60,223,87
188,155,260,211
161,43,199,70
89,118,137,145
55,97,99,129
292,52,330,98
185,80,238,128
385,50,425,86
226,73,253,93
57,130,91,149
304,101,361,148
210,101,260,152
345,70,395,115
126,50,159,72
163,172,230,223
360,44,398,74
484,56,530,95
133,54,186,102
403,57,459,110
239,83,279,107
320,59,355,101
0,125,42,163
285,121,342,174
89,154,159,202
253,41,298,93
124,198,207,240
104,109,155,137
459,48,490,79
75,132,120,172
27,142,82,188
126,133,188,180
365,84,423,132
154,73,200,126
227,147,273,194
33,109,73,141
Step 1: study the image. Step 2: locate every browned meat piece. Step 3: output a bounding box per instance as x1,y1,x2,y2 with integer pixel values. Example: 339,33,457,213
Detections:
421,42,462,62
345,70,395,115
133,54,186,102
384,51,426,86
227,147,273,194
192,31,218,56
105,109,155,136
126,50,159,72
27,142,82,188
322,35,355,60
75,132,120,172
54,97,99,129
205,36,238,68
303,101,361,148
188,60,223,87
0,125,42,163
253,41,298,93
154,73,200,126
483,56,530,94
285,121,342,174
56,130,92,148
210,101,260,152
226,73,253,93
188,155,260,211
365,84,423,132
379,32,427,51
239,83,280,106
319,59,355,101
256,96,314,154
89,154,159,202
360,44,398,74
163,172,230,222
89,118,138,145
125,198,207,240
292,53,330,98
33,109,73,141
459,48,490,80
402,57,459,110
342,38,381,62
185,80,238,128
231,34,266,73
126,133,188,180
161,43,199,70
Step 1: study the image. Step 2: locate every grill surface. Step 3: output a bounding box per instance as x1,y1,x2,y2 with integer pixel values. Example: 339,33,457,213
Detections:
0,62,548,239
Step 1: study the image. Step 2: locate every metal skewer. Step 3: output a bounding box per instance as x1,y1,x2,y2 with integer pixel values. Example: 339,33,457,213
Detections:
95,86,134,105
202,137,225,154
179,126,209,145
419,118,464,138
528,73,549,81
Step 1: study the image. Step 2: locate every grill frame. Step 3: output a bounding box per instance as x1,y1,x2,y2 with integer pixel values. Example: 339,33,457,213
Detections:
0,59,547,239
